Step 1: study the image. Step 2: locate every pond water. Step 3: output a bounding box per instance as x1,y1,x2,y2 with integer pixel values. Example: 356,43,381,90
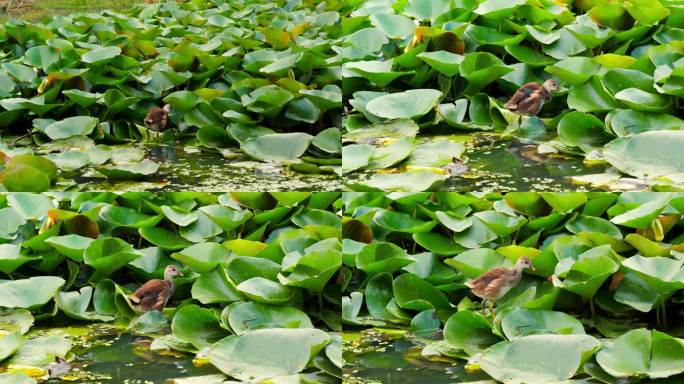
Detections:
444,137,603,192
60,143,341,192
343,328,490,384
346,134,619,192
40,324,220,384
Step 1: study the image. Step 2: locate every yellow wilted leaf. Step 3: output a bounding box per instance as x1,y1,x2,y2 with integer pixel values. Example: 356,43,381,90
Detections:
291,22,310,36
261,27,291,49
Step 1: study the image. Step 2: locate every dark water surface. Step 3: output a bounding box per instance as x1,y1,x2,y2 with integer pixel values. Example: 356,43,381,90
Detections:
344,329,491,384
345,134,618,192
45,325,219,384
71,144,341,192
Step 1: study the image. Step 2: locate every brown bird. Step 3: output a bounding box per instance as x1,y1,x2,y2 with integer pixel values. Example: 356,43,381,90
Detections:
144,104,172,131
504,79,560,116
466,257,533,317
130,265,183,312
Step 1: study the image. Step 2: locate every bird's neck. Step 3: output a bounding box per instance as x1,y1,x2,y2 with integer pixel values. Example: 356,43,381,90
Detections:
514,262,526,275
164,270,175,283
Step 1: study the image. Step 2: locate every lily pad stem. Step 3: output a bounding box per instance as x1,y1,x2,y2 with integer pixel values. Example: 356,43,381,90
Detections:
660,298,668,330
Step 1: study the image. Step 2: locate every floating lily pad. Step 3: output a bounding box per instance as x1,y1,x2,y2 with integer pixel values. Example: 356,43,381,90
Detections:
0,276,65,309
208,328,330,382
366,90,443,120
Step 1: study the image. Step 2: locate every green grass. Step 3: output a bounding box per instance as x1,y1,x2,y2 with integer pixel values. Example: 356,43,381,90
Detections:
31,0,140,9
2,0,145,20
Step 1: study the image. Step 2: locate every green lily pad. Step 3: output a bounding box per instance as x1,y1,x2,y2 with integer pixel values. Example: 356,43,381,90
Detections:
44,116,98,140
365,89,443,120
444,310,500,355
0,309,34,334
501,308,586,339
8,334,71,368
0,276,64,309
558,111,613,149
370,13,415,39
45,234,94,262
480,334,601,383
355,242,414,274
621,255,684,295
95,159,160,180
0,331,23,361
84,237,142,276
208,328,330,382
603,131,684,180
224,301,313,335
614,87,673,112
81,46,121,64
236,277,295,304
191,267,242,304
460,52,513,94
552,245,620,300
242,133,313,162
393,273,450,311
55,286,114,321
545,57,600,85
171,304,226,350
171,242,228,273
596,329,684,379
0,244,38,274
418,51,464,77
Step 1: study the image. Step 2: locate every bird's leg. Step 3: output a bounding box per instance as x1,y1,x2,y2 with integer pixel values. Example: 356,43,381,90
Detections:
489,301,495,320
481,300,487,318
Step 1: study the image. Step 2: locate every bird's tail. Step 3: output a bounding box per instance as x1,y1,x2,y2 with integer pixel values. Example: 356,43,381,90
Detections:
465,279,474,288
504,102,517,110
129,295,140,304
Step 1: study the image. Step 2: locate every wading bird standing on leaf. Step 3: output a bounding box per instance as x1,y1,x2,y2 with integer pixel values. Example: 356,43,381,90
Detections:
466,257,534,318
504,79,561,116
130,264,183,312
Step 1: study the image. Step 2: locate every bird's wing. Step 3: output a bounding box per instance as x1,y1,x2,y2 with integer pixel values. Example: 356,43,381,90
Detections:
130,279,163,303
504,83,540,108
516,91,545,115
483,270,518,299
469,267,508,293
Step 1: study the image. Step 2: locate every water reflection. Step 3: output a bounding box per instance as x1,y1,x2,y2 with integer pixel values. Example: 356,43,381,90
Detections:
76,144,341,192
344,329,490,384
47,326,218,383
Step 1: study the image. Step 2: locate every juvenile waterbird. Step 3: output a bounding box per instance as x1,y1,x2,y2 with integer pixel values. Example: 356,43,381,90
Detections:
504,79,561,116
144,104,172,131
130,264,183,312
466,257,533,317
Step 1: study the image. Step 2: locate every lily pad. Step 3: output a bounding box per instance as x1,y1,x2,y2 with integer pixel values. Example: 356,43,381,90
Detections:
480,334,601,384
208,328,330,382
0,276,64,309
365,89,443,120
596,329,684,379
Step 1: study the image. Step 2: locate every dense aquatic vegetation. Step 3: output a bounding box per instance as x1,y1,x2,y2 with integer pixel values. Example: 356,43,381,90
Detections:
341,0,684,191
0,0,342,191
0,192,341,383
342,192,684,383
